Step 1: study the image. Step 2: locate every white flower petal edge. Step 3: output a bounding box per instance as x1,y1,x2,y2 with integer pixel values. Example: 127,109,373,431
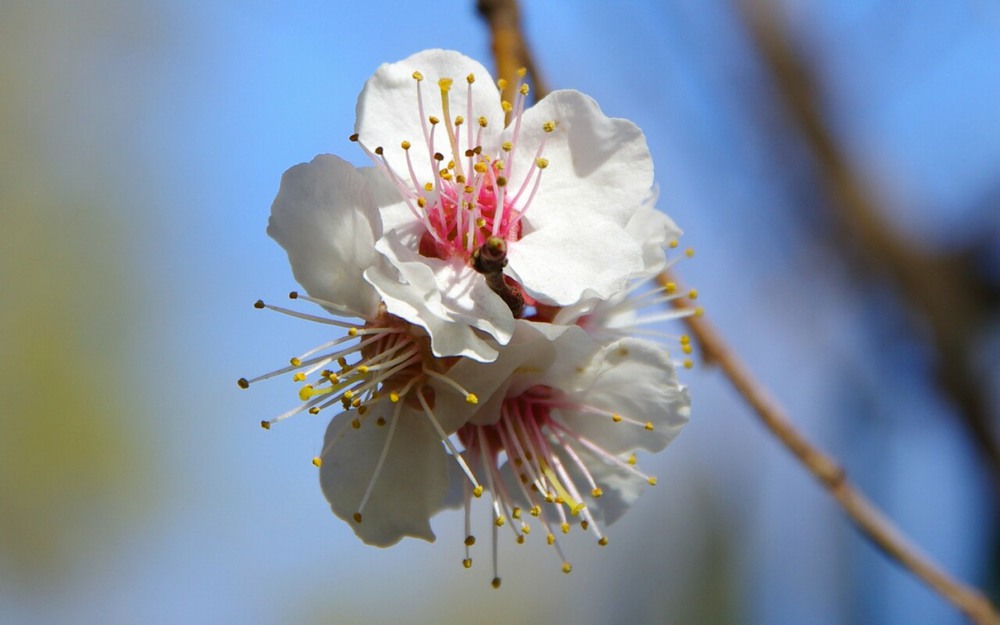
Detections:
267,154,386,318
319,402,449,546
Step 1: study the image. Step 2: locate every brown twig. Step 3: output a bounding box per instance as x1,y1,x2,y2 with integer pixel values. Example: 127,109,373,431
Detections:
476,1,1000,622
662,272,1000,625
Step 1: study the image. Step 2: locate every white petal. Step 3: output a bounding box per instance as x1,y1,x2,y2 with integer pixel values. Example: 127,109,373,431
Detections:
267,155,384,318
319,404,449,546
355,49,505,187
502,90,653,232
626,198,682,277
365,233,514,361
561,338,690,455
506,217,642,306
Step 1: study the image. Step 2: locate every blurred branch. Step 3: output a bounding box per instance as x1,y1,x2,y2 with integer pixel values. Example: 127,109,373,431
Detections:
476,0,548,102
737,1,1000,488
663,272,1000,625
478,0,1000,622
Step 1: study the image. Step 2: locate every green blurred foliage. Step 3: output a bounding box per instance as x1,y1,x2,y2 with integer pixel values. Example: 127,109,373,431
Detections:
0,0,159,589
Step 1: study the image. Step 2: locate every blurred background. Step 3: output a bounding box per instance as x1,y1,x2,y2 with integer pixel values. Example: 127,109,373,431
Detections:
2,1,998,623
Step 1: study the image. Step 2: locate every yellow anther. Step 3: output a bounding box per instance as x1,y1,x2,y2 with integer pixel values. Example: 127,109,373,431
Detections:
464,185,474,194
682,344,693,355
521,524,530,534
389,391,400,403
516,67,527,77
580,520,589,530
351,418,361,429
440,170,452,181
612,413,623,423
473,485,484,498
466,73,475,84
688,289,699,300
501,141,513,152
519,84,529,95
357,365,369,374
455,115,464,126
424,182,433,191
554,496,564,505
530,505,541,517
491,577,502,589
546,533,555,545
465,535,476,546
298,385,315,401
685,247,695,258
535,157,548,169
475,217,486,228
502,100,512,112
466,393,478,405
516,535,524,544
260,420,271,430
478,116,487,127
665,282,677,294
494,160,504,170
463,558,472,569
473,163,487,175
512,507,522,520
680,334,691,344
644,421,655,431
312,457,322,468
353,512,363,523
648,476,658,486
668,239,679,249
351,398,361,408
438,77,453,92
543,120,557,132
495,516,506,527
560,522,570,534
308,407,320,415
496,176,507,187
592,487,603,498
627,454,637,465
412,71,423,81
400,140,411,150
292,372,306,382
343,390,355,400
598,537,609,547
290,357,302,367
694,306,705,317
684,358,694,369
497,78,508,89
562,562,572,574
428,116,439,125
417,197,427,208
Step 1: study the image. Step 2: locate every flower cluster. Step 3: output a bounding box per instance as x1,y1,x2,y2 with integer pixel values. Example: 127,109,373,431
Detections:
242,49,694,585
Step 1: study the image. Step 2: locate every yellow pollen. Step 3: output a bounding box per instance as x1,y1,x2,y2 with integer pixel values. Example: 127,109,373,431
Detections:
502,100,512,113
412,71,423,81
521,524,530,534
598,537,609,546
592,487,603,498
466,73,475,84
438,77,453,92
466,393,478,405
682,344,693,355
694,306,705,317
353,512,362,523
530,505,541,517
628,454,637,465
463,558,472,569
546,534,555,545
612,413,623,423
519,83,529,95
535,157,548,169
562,563,572,574
501,141,513,152
389,391,400,403
428,116,439,125
465,535,476,546
512,507,522,519
424,182,433,191
417,197,427,208
497,78,508,89
312,457,322,468
685,247,695,258
357,365,369,374
308,407,319,415
684,358,694,369
260,420,270,430
665,282,677,294
543,120,556,132
351,418,361,429
473,485,484,498
476,217,486,228
516,535,525,545
688,289,699,300
561,522,570,534
644,421,655,431
495,516,506,527
290,357,302,367
680,335,691,344
343,390,355,400
478,116,487,127
454,115,464,126
580,520,589,530
668,239,679,248
292,372,306,382
401,140,410,150
648,476,658,486
464,185,474,194
351,398,361,408
495,160,504,170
